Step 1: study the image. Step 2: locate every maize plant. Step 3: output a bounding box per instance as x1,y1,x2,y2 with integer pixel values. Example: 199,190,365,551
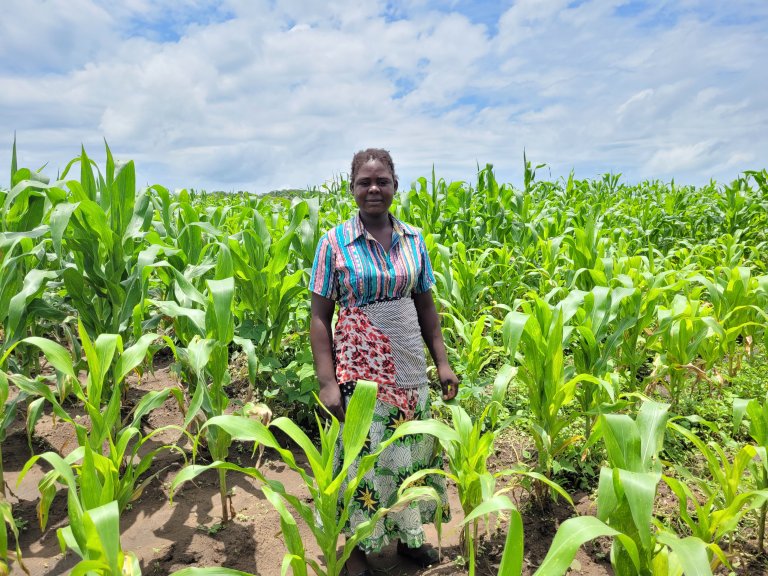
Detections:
11,328,185,525
157,277,240,522
0,371,27,497
0,497,27,575
55,145,158,340
228,202,307,356
733,394,768,551
561,216,610,291
58,497,140,575
171,380,441,576
571,285,638,437
646,294,724,405
502,293,603,503
395,365,569,575
662,436,766,567
536,400,724,576
691,266,768,376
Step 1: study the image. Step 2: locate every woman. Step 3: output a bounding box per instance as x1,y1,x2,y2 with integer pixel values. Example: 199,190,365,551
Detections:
309,148,459,574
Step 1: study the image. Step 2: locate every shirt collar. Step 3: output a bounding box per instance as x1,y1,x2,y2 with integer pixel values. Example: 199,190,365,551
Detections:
344,212,416,246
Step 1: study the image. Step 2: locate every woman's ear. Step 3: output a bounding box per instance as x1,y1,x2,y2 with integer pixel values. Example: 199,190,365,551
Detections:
394,177,399,191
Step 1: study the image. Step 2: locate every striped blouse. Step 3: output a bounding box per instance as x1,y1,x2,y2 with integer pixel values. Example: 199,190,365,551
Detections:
309,213,435,308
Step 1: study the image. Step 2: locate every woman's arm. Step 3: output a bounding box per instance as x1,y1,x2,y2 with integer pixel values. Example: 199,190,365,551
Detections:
413,290,459,400
310,292,345,420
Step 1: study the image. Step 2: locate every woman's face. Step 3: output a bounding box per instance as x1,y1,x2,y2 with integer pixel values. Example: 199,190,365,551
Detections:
352,159,397,217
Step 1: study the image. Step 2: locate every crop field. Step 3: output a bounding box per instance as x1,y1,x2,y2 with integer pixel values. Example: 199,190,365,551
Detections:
2,143,768,576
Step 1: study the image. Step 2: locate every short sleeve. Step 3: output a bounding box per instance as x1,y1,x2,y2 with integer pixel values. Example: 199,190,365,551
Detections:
309,234,338,300
413,232,436,294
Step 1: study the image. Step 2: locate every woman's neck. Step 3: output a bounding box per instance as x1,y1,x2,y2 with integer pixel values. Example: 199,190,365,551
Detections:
359,210,391,232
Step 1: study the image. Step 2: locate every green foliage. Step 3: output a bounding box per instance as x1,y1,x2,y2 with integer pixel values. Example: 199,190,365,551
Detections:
58,500,141,576
0,496,28,575
502,294,604,501
537,400,723,576
570,285,637,436
666,420,767,560
10,326,185,535
733,393,768,551
394,366,566,574
171,380,441,576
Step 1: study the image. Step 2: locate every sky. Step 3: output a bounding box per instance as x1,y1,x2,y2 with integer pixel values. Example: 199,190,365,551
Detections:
1,0,766,194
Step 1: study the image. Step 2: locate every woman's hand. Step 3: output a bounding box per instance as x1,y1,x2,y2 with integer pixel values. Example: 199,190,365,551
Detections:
413,291,459,402
319,382,345,422
438,364,459,401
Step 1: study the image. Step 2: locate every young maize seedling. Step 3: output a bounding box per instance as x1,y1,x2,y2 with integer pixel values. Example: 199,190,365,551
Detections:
171,380,441,576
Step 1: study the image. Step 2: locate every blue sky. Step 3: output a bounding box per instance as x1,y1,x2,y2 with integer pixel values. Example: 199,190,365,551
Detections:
1,0,766,193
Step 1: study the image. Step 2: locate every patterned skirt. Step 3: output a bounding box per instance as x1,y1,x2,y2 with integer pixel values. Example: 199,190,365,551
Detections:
332,298,451,553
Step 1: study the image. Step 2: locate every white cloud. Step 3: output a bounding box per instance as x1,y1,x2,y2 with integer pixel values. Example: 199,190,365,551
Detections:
0,0,115,72
646,139,720,174
617,89,655,118
1,0,767,192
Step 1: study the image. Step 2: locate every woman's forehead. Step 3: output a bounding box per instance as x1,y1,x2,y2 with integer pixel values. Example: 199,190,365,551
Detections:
358,159,391,175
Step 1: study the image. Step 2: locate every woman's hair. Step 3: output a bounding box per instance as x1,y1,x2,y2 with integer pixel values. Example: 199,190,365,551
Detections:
350,148,397,186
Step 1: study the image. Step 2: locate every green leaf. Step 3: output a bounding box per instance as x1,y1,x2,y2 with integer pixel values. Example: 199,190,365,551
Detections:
340,380,378,472
498,507,524,576
617,469,660,551
116,333,157,382
492,363,516,406
601,414,639,471
533,516,635,576
129,387,184,427
50,201,79,258
8,337,76,379
170,462,268,503
656,532,713,576
461,494,517,525
269,417,324,481
261,486,308,576
10,132,17,187
206,277,235,344
502,311,529,357
84,501,122,573
388,419,461,446
732,397,752,436
636,400,669,472
7,269,58,339
200,415,281,451
149,300,206,336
